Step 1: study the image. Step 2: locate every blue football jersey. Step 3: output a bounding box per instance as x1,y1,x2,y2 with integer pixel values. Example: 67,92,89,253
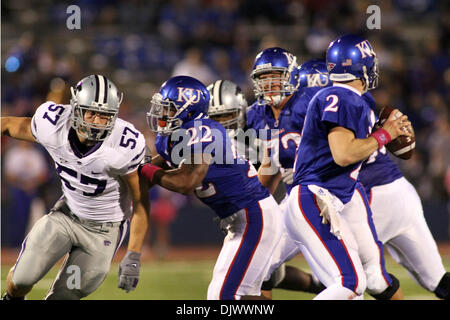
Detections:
358,92,403,193
293,84,377,204
291,86,323,128
155,118,270,218
246,88,321,194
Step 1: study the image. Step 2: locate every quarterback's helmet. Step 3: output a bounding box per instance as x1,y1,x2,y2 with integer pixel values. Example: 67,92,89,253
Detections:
250,47,299,105
298,59,330,89
70,74,123,141
147,75,210,135
326,34,378,91
207,80,247,136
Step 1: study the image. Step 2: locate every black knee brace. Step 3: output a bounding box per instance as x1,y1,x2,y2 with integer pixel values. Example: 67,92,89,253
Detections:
370,273,400,300
261,278,275,291
261,265,286,291
261,270,279,291
434,272,450,300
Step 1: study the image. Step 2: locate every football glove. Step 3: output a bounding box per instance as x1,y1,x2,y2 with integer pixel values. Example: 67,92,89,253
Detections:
118,250,141,293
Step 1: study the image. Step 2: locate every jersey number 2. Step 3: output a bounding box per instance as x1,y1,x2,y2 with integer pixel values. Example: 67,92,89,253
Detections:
324,95,339,112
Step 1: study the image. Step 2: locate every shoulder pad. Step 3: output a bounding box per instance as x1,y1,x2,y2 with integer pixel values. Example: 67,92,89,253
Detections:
107,118,147,175
31,101,71,147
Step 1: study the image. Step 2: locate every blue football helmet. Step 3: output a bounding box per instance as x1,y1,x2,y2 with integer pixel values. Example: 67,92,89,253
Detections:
250,47,299,106
147,76,210,135
298,58,330,89
326,34,378,91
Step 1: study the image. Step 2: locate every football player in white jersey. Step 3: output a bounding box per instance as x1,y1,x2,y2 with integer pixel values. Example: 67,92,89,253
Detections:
1,75,149,300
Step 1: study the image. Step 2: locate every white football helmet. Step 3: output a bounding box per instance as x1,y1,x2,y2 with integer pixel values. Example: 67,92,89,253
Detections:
70,75,123,141
207,80,247,137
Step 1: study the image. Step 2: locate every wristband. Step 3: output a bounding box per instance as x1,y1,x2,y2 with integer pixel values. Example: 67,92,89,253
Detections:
140,164,163,184
371,128,392,149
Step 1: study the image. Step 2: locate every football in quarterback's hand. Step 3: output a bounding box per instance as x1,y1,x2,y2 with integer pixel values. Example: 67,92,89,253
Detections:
374,106,415,160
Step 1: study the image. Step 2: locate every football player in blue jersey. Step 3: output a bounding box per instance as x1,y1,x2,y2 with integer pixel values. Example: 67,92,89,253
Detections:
207,79,326,298
284,34,411,299
139,75,282,300
266,59,449,300
256,59,333,297
359,94,450,300
248,51,331,297
247,47,302,196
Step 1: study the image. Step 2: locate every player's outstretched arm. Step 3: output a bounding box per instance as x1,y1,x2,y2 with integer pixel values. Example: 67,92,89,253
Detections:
118,169,149,293
328,109,411,167
141,153,210,195
1,117,36,142
125,169,150,253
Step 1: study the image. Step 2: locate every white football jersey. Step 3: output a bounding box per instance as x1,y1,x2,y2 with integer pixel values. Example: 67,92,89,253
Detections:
31,101,146,222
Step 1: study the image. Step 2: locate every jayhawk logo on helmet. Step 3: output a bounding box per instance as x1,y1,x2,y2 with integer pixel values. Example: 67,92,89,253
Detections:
355,40,376,58
298,59,331,89
176,87,203,105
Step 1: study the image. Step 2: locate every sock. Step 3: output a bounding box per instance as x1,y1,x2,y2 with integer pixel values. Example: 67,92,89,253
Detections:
313,283,357,300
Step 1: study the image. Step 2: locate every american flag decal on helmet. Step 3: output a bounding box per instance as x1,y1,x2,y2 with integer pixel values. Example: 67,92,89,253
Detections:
342,59,352,66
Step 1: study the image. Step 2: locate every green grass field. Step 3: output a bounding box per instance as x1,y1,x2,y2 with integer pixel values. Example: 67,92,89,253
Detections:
2,254,449,300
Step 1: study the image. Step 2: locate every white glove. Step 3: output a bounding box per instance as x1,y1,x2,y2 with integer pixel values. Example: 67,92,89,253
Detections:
281,168,294,185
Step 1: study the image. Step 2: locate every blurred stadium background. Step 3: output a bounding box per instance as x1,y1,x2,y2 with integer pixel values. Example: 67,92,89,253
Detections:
1,0,449,299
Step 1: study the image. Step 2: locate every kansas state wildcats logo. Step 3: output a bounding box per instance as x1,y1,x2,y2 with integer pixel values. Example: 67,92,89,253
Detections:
177,87,202,104
355,40,376,58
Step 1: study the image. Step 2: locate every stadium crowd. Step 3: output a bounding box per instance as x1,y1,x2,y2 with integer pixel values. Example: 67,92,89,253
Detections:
1,0,449,247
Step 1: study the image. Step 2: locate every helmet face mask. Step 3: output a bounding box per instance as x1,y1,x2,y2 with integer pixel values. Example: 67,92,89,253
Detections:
209,110,240,130
366,56,379,90
252,69,293,106
250,47,298,106
70,75,122,142
72,105,117,141
147,93,183,136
